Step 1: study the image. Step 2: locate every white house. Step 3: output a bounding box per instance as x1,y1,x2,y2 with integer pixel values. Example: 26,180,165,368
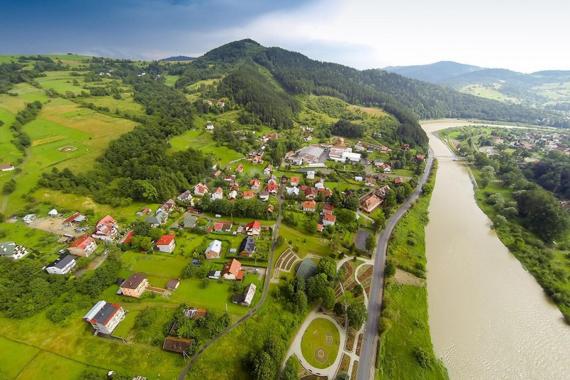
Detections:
23,214,36,224
342,151,362,163
205,240,222,259
156,235,176,253
206,122,214,131
48,209,58,217
286,187,300,196
234,283,256,306
211,187,224,200
46,255,76,275
306,171,315,180
83,301,125,335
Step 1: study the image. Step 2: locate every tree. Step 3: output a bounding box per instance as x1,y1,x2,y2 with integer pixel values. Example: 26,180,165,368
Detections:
347,300,366,329
515,189,568,241
317,257,337,281
280,357,299,380
251,351,276,380
322,286,336,310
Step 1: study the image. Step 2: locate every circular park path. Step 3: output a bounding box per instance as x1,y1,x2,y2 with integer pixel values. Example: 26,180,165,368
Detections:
285,310,345,378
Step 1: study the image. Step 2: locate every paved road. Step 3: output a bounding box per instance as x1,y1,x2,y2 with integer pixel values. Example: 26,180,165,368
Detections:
357,149,434,380
177,188,284,380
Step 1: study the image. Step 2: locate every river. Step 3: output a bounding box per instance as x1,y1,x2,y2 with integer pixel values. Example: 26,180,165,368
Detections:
422,119,570,380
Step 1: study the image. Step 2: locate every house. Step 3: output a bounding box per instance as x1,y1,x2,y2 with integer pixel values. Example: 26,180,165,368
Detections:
306,171,315,180
145,209,168,227
0,163,15,172
222,259,244,280
375,185,391,198
163,336,194,355
23,214,36,224
93,215,118,241
120,273,149,298
394,177,404,185
120,231,134,245
69,235,97,257
83,301,125,335
323,213,336,226
343,152,362,163
213,221,232,233
416,154,426,162
316,223,324,233
314,180,325,190
211,187,224,200
156,234,176,253
183,307,207,319
228,189,238,200
46,255,76,275
48,209,58,217
63,212,86,226
205,122,214,131
303,186,318,200
239,236,256,257
303,200,317,212
250,178,261,190
354,176,363,182
233,283,257,306
194,183,209,197
266,181,279,194
236,164,244,173
183,214,197,229
0,242,29,260
177,190,194,205
329,147,348,162
360,193,383,213
258,191,270,202
286,186,300,197
242,190,255,200
166,279,180,291
290,177,300,187
205,240,222,259
208,270,221,279
244,220,261,236
160,199,177,214
263,165,272,176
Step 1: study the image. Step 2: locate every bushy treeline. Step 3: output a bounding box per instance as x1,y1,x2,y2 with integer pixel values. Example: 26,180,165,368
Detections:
331,119,364,138
0,255,121,319
523,151,570,199
40,77,212,205
11,101,42,151
218,63,299,129
0,56,65,93
200,197,274,220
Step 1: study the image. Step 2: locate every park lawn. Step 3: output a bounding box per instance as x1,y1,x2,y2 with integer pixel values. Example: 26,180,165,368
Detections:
168,129,243,166
377,284,448,380
15,351,91,380
279,224,330,258
186,294,305,380
0,337,40,379
300,318,340,369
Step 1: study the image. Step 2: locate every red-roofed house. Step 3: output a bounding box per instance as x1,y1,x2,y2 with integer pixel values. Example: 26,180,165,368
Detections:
266,182,279,194
303,186,318,200
93,216,118,241
194,183,209,197
360,193,382,213
394,177,404,185
213,221,232,233
242,190,255,200
250,178,261,191
121,231,134,245
303,200,317,212
323,213,336,226
63,212,86,226
245,220,261,236
222,259,244,281
156,234,176,253
69,235,97,257
290,176,300,187
211,187,224,200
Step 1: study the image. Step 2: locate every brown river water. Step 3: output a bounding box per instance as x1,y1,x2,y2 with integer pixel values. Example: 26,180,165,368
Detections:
422,120,570,380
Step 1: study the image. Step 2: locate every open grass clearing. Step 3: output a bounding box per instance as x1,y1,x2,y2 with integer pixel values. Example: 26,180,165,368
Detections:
300,318,340,369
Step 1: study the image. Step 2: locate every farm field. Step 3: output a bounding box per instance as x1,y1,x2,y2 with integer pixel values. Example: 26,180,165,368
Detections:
168,129,243,165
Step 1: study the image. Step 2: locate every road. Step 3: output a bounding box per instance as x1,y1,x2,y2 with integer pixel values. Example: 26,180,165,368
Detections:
177,188,284,380
357,149,434,380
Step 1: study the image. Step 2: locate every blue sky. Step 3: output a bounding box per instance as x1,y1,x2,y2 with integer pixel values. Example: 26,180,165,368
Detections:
1,0,570,72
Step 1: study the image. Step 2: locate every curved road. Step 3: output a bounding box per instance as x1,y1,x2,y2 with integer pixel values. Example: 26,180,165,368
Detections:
177,189,284,380
357,149,434,380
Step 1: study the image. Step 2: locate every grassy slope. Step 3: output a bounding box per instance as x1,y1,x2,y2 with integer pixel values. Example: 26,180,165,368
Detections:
377,161,448,380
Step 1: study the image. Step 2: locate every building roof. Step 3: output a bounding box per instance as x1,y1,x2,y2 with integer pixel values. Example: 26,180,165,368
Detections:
49,255,75,270
206,240,222,253
245,220,261,230
303,200,317,209
184,214,197,228
92,302,122,325
163,336,194,354
156,234,175,246
296,258,317,280
121,231,134,245
70,235,94,249
323,213,336,223
223,259,242,277
166,279,180,290
121,273,147,289
239,236,256,255
0,242,16,256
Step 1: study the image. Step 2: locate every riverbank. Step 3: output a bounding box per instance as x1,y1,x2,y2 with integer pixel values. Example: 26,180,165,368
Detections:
376,161,448,380
439,126,570,323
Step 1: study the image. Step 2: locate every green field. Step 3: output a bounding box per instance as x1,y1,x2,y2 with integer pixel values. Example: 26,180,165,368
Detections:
169,129,243,166
300,318,340,369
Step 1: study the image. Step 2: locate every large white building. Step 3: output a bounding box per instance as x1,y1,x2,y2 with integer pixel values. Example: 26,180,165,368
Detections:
83,301,125,335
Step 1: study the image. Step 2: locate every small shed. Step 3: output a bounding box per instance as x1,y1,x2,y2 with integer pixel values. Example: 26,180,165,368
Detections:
166,279,180,291
48,209,59,217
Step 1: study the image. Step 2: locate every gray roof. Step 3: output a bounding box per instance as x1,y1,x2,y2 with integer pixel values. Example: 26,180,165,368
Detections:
184,214,197,228
296,258,317,280
0,242,16,256
239,236,256,255
50,254,75,269
92,302,120,324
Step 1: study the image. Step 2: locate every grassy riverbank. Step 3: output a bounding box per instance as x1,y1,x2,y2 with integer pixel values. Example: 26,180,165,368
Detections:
376,161,449,380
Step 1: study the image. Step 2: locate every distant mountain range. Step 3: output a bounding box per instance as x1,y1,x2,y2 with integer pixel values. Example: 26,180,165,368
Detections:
385,61,570,113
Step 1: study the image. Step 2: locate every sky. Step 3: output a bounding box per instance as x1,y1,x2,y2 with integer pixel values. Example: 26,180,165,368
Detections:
1,0,570,72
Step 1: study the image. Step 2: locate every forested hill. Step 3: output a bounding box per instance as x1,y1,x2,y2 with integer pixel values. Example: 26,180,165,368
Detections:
176,40,569,129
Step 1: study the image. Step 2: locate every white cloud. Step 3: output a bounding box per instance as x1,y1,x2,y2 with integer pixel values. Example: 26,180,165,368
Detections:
206,0,570,72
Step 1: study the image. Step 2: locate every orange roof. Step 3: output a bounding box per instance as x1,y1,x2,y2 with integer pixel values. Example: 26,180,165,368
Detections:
156,234,175,245
224,259,242,277
246,220,261,230
323,213,336,222
243,190,255,198
98,215,116,226
64,212,81,224
70,235,93,249
303,200,317,209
